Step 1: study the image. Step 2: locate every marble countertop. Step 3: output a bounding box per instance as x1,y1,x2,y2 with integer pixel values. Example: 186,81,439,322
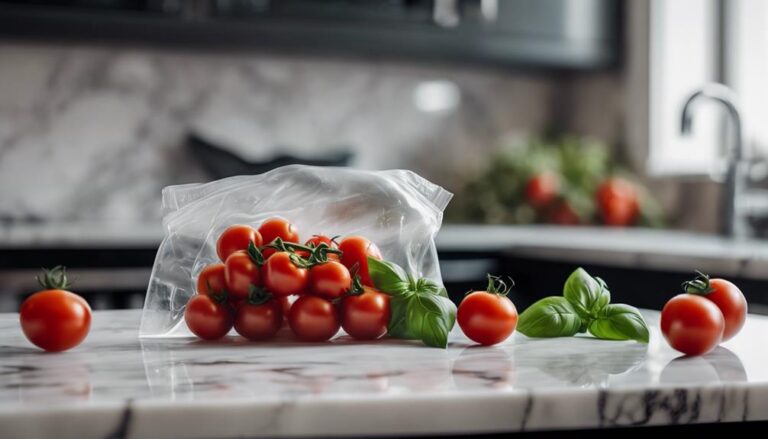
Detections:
0,310,766,438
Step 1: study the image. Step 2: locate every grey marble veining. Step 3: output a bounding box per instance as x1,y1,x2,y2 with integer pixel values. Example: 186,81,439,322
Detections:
0,42,552,226
0,310,766,438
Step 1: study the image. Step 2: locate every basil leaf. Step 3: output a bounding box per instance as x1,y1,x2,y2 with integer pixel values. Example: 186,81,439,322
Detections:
408,294,456,348
367,257,410,297
588,304,649,343
414,277,447,297
563,268,610,318
387,295,418,339
517,296,582,338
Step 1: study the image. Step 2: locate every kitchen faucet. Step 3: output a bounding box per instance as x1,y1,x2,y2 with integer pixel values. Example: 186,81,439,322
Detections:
680,83,748,238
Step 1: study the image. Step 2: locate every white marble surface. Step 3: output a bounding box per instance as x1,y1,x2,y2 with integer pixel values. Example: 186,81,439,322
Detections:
0,42,552,226
0,309,766,438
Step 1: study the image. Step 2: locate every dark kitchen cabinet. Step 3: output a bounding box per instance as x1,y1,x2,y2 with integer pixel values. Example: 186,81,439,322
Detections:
0,0,621,69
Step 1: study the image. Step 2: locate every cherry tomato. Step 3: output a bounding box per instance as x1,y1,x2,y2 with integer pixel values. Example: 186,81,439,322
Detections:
339,236,382,287
596,178,639,227
234,300,283,341
184,294,233,340
457,278,518,346
224,251,260,301
258,218,300,245
278,296,293,321
525,172,559,209
683,273,748,341
20,269,91,352
262,252,308,297
546,199,580,225
309,261,352,300
661,294,724,356
288,295,340,342
196,263,227,297
216,224,262,262
706,279,748,341
341,287,390,340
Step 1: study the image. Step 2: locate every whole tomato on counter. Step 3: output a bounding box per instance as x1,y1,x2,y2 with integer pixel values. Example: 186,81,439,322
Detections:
341,286,390,340
661,294,724,356
596,178,639,227
339,236,382,287
20,267,91,352
681,272,747,341
458,275,518,346
217,224,262,261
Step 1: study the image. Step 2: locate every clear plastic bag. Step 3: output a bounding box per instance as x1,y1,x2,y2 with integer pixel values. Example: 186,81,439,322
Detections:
139,165,453,337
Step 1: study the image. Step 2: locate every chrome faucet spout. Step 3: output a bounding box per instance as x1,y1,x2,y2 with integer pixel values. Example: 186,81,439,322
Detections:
680,83,743,161
680,83,745,238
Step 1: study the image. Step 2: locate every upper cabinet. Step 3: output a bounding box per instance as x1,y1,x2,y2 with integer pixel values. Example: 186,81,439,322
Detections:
0,0,621,70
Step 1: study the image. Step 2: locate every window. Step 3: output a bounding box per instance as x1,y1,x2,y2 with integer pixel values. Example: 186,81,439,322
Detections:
726,0,768,160
645,0,722,178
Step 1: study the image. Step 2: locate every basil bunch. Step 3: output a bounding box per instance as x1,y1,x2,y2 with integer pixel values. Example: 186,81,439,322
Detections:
517,268,649,343
367,257,456,348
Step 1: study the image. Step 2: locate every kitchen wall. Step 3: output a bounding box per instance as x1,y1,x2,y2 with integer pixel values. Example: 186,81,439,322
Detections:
0,41,555,228
0,39,717,234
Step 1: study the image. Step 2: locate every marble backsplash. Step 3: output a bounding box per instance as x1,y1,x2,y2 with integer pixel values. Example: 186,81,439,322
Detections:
0,42,557,227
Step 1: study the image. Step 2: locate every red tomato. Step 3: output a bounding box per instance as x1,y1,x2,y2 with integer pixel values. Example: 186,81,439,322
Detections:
341,287,390,340
224,251,260,301
525,172,559,209
546,200,580,225
258,218,300,245
20,288,91,352
308,261,352,300
288,295,340,342
196,263,227,297
458,290,518,346
683,274,748,341
234,300,283,341
706,279,748,341
661,294,724,356
184,294,233,340
262,252,308,297
216,225,262,262
338,236,382,287
596,178,639,227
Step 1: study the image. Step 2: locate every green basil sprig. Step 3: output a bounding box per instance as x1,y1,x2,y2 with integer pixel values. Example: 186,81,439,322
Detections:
517,267,649,343
367,257,456,348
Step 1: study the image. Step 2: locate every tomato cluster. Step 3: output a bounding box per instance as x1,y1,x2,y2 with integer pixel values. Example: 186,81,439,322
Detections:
661,272,748,356
523,174,640,227
184,218,390,343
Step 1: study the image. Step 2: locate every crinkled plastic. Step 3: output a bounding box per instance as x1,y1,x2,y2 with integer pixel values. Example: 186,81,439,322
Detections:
139,165,453,337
